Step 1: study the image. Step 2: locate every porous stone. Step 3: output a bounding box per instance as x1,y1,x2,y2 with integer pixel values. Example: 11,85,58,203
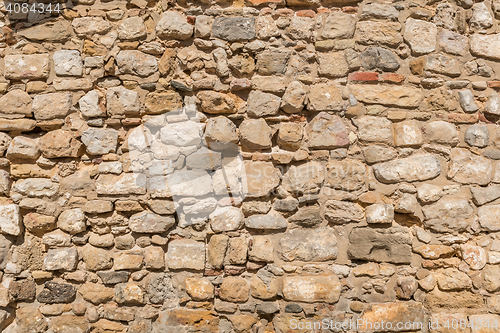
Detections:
404,18,437,54
32,92,72,120
38,130,82,158
373,154,441,183
355,21,402,46
5,54,50,80
43,248,79,271
213,17,255,41
278,227,337,262
365,204,394,224
167,240,205,270
422,198,475,233
156,11,193,40
350,85,423,108
0,204,22,236
53,50,83,76
116,51,158,77
106,87,140,116
219,277,250,303
37,282,76,304
0,90,33,119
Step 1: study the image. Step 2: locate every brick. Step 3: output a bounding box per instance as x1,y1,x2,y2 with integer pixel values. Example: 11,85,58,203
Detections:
348,72,379,82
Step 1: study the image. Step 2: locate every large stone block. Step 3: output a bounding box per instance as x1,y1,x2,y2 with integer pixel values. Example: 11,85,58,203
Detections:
116,51,158,77
4,54,50,79
44,248,78,271
0,90,32,119
244,161,280,197
32,92,72,120
404,18,437,54
348,227,412,264
373,154,441,183
156,11,193,40
81,128,118,155
448,148,492,185
278,227,337,262
0,204,22,236
96,174,147,195
350,84,423,108
306,112,349,149
53,50,83,76
167,240,205,270
106,86,140,116
282,275,341,303
422,197,475,233
213,17,256,41
129,211,175,233
358,302,425,332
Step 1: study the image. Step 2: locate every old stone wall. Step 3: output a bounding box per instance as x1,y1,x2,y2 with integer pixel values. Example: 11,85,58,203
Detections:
0,0,500,332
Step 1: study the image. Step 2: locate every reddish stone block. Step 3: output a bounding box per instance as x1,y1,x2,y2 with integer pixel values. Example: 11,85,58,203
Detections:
276,8,294,17
186,16,196,25
438,112,479,124
488,81,500,88
317,8,330,14
348,72,379,82
296,10,315,18
342,6,358,13
380,73,405,84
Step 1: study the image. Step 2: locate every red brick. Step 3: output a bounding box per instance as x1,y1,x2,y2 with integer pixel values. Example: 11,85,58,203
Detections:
247,0,282,5
317,8,330,14
437,112,478,124
296,10,315,18
348,72,379,82
488,81,500,88
186,16,196,25
380,73,405,84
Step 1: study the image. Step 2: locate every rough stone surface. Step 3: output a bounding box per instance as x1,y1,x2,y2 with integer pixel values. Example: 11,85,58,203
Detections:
373,154,441,183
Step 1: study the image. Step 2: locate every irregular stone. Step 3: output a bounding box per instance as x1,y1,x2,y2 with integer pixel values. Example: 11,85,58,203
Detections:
54,50,83,76
114,251,143,270
350,84,423,108
0,204,22,236
23,212,56,233
358,302,425,331
16,306,48,333
279,227,337,262
204,116,239,149
165,170,213,197
209,207,244,233
96,173,147,195
248,236,274,262
0,90,32,119
478,205,500,231
4,54,50,80
437,268,472,291
256,48,290,75
306,112,349,149
458,90,479,113
424,289,484,310
12,178,58,197
425,53,461,76
18,19,72,42
414,245,455,259
360,47,400,71
361,3,399,20
57,208,86,235
9,279,35,302
393,120,423,147
365,204,394,224
323,200,364,224
282,275,341,303
348,226,412,264
207,234,228,269
483,265,500,292
307,83,343,112
81,245,113,271
37,281,76,304
79,90,105,118
244,161,280,197
355,21,402,46
197,91,236,114
81,128,118,155
219,277,250,303
129,211,175,233
213,17,255,41
438,29,468,56
422,198,475,233
470,33,500,60
363,145,397,164
239,118,273,149
470,2,493,30
373,154,441,183
320,12,356,39
485,92,500,115
471,186,500,205
43,248,78,271
404,18,437,54
460,243,487,270
288,206,321,227
38,129,82,158
160,120,202,146
116,51,158,77
152,309,219,333
167,240,205,270
32,92,72,120
106,86,140,116
247,90,280,117
282,161,324,195
424,121,458,145
185,278,214,301
145,91,183,114
49,315,90,333
255,15,279,39
115,282,145,304
97,271,130,285
156,11,193,40
117,16,146,41
356,116,393,144
72,17,111,36
277,122,303,150
317,52,349,78
465,124,488,148
245,213,287,230
448,148,492,185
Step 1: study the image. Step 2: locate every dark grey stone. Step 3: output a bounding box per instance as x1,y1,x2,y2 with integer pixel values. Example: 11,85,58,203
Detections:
285,304,302,313
360,47,400,71
256,302,280,315
37,281,76,304
97,270,130,285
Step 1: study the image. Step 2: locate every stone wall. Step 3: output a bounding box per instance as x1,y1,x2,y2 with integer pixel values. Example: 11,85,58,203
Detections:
1,0,500,332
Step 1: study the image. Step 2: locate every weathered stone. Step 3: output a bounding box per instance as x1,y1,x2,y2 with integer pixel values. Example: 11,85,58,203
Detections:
44,248,78,271
197,91,236,114
18,19,72,42
106,86,140,116
37,281,76,304
471,186,500,205
363,145,397,164
49,315,90,333
12,178,59,197
0,204,22,236
4,54,50,79
438,29,468,56
256,48,290,75
54,50,83,76
255,15,279,39
156,11,193,40
57,208,86,235
277,122,303,151
318,52,349,78
0,90,32,119
414,245,454,259
116,51,158,77
425,53,461,76
448,148,492,185
373,154,441,183
485,92,500,115
117,17,146,41
471,33,500,60
145,91,183,115
320,12,356,39
213,17,255,41
323,200,364,224
23,212,56,233
97,271,130,285
279,227,337,262
365,204,394,224
404,18,437,54
153,309,219,333
288,206,321,227
306,112,349,149
209,207,244,233
424,121,458,145
282,275,341,303
478,205,500,231
32,92,72,120
162,170,212,197
348,226,412,264
350,85,423,108
360,47,400,71
72,17,111,36
115,282,145,304
167,240,205,270
185,278,214,301
393,120,423,147
286,16,315,41
9,279,35,302
16,306,48,333
207,234,228,269
96,173,147,195
423,198,475,233
437,268,472,291
282,161,324,195
244,161,280,197
248,236,274,263
355,21,402,46
239,118,273,149
38,129,82,158
219,277,250,303
356,116,393,144
465,124,488,148
79,90,105,118
460,243,487,270
247,90,281,117
81,128,118,155
458,90,479,113
81,245,113,271
204,116,239,149
129,211,175,233
245,213,287,230
114,251,143,270
307,83,343,112
358,302,425,331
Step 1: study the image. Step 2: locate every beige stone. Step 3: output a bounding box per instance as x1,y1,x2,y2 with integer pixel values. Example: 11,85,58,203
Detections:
282,274,341,303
